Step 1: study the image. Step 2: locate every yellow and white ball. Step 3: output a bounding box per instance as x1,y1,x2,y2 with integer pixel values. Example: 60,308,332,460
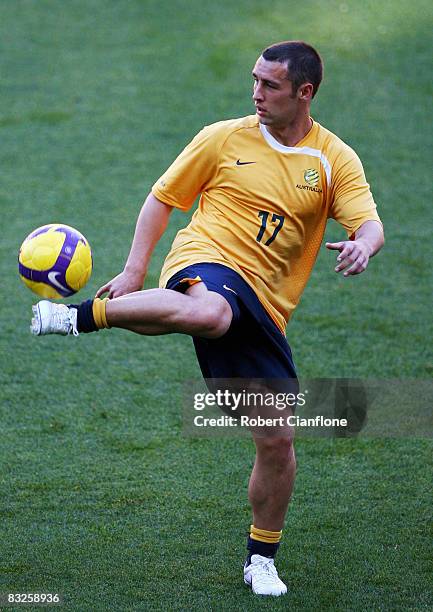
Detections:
18,224,92,298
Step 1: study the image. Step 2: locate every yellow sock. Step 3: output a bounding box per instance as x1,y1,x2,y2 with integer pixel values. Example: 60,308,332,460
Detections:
250,524,282,544
92,298,110,329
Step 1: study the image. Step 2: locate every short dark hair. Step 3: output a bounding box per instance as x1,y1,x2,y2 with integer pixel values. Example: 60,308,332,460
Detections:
262,41,323,97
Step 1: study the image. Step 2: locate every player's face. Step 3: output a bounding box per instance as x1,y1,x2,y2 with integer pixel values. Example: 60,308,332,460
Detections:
252,56,299,127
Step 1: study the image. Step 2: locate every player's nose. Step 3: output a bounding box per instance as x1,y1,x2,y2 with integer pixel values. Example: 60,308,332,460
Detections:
252,82,264,102
253,88,264,102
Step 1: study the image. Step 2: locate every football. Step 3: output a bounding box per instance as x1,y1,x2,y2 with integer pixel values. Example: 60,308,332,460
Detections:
18,224,93,298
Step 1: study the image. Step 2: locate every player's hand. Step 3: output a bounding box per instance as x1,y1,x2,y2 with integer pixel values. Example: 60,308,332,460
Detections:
326,239,371,276
95,269,145,299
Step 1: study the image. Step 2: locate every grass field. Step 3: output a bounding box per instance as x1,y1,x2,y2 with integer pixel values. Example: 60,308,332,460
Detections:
1,0,432,610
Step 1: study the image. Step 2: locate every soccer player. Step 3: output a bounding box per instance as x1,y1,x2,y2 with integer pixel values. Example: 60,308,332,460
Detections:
30,41,384,596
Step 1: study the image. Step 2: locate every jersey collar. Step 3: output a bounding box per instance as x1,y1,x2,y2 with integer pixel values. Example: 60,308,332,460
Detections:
259,121,315,153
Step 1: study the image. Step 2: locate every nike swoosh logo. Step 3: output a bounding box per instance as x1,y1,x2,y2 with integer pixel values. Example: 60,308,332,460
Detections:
236,159,256,166
48,271,70,294
223,284,238,295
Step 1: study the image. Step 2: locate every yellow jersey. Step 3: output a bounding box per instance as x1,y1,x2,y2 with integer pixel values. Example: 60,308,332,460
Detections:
152,115,381,334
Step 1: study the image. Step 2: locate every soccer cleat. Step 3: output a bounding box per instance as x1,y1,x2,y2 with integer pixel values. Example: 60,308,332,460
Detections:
244,554,287,596
31,300,79,337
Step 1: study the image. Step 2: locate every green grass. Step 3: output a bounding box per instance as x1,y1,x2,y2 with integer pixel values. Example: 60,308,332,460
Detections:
1,0,432,610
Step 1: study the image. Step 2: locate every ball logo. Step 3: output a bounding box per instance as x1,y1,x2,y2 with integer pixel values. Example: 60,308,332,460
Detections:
47,271,70,294
304,169,320,187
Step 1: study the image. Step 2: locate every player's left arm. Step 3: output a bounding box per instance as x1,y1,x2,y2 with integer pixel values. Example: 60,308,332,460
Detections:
326,220,384,276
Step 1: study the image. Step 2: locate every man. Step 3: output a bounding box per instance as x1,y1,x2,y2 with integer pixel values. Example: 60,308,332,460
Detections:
30,41,384,596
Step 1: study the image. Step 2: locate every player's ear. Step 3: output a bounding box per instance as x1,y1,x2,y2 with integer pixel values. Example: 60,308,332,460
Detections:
298,83,314,101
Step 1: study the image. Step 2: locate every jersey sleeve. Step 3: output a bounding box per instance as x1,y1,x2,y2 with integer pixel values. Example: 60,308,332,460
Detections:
152,124,223,211
329,145,381,238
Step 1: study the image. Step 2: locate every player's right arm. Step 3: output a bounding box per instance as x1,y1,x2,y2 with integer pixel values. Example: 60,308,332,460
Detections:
95,193,173,298
97,122,226,298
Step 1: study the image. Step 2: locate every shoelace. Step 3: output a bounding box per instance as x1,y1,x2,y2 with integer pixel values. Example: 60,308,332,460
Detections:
51,308,79,337
251,558,280,585
68,310,79,337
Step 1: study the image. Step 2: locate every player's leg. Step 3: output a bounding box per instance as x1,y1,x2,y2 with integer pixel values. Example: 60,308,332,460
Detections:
104,282,232,338
179,265,297,596
248,434,296,532
243,432,295,596
30,282,233,340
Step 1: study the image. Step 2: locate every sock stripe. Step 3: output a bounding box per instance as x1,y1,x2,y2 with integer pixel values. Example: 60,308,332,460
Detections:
250,534,281,544
100,298,110,328
92,299,103,329
250,525,282,544
92,298,110,329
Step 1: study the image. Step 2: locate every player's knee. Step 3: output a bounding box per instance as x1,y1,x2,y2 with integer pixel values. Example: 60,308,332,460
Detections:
256,436,294,471
196,296,233,339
